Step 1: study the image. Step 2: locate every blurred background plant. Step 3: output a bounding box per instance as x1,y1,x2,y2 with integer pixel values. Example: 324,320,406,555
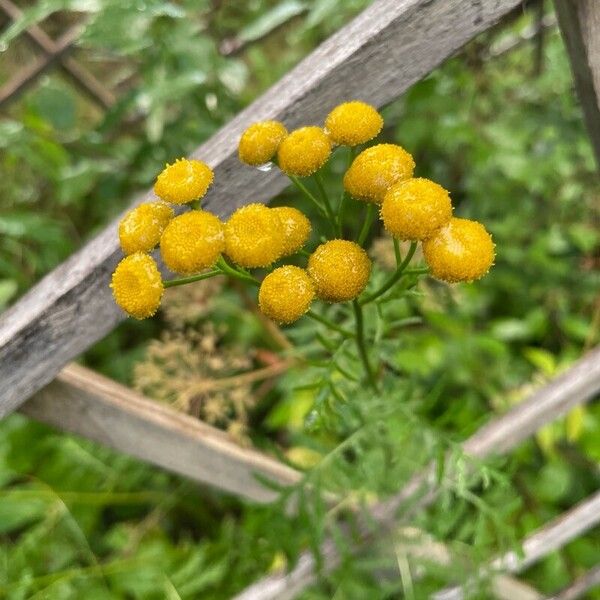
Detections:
0,0,598,598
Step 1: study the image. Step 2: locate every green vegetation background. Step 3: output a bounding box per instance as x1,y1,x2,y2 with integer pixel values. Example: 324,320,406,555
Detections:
0,0,598,598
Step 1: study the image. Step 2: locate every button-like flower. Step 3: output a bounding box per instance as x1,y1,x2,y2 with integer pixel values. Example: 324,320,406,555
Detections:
225,203,284,268
118,201,174,255
160,210,225,274
258,265,315,324
381,178,453,241
307,239,371,302
238,121,288,166
325,100,383,146
423,217,495,282
277,126,332,177
271,206,311,256
111,253,164,319
344,144,415,204
154,158,214,205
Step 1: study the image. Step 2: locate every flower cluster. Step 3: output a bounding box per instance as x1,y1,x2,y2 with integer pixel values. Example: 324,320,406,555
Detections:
110,99,495,327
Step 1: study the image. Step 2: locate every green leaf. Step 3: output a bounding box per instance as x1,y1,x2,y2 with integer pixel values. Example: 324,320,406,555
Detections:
238,1,307,43
0,279,18,310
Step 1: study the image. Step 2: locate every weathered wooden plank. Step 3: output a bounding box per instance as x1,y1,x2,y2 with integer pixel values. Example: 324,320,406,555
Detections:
377,527,543,600
548,564,600,600
233,345,600,600
21,363,300,503
554,0,600,168
0,0,115,109
435,490,600,600
0,0,524,417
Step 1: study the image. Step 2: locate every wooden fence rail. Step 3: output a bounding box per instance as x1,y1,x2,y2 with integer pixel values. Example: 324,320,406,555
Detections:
0,0,598,595
21,363,300,503
233,345,600,600
434,490,600,599
549,565,600,600
553,0,600,167
0,0,526,417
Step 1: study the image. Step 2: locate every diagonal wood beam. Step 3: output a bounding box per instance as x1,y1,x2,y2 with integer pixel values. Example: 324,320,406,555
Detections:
435,491,600,599
21,363,300,503
0,0,524,418
554,0,600,169
0,0,115,109
233,345,600,600
548,564,600,600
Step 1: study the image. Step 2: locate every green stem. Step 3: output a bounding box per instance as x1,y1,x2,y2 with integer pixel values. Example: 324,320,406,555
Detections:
404,267,429,275
393,238,402,266
357,203,377,246
337,147,356,237
288,175,326,217
314,172,338,235
164,269,221,288
217,257,260,287
360,241,418,305
306,310,354,338
352,299,379,392
337,192,348,237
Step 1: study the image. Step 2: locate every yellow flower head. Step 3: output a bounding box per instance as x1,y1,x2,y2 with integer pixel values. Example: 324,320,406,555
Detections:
423,217,495,283
225,203,284,268
118,201,174,255
277,126,332,177
238,121,288,166
154,158,214,205
160,210,225,275
343,144,415,204
381,178,453,241
307,239,371,302
325,100,383,146
271,206,311,256
258,265,315,324
110,253,163,319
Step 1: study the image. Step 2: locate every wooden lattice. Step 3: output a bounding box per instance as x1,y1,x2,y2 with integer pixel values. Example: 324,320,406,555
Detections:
0,1,598,598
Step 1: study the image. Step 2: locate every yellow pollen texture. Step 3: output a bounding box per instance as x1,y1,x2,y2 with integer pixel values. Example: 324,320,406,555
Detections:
277,126,332,177
118,201,174,255
344,144,415,204
307,239,371,302
160,210,225,275
258,265,315,324
154,158,214,205
238,121,288,166
423,217,495,283
325,101,383,146
110,253,164,320
381,178,453,241
271,206,311,256
225,203,285,268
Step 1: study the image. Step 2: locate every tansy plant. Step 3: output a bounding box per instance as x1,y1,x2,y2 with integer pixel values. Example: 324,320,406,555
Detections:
110,100,495,392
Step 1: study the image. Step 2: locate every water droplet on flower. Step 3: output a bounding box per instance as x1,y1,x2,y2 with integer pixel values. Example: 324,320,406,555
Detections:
256,162,273,172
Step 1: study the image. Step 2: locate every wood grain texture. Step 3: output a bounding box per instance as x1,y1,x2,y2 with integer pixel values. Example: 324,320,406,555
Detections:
0,0,523,417
554,0,600,167
21,363,300,503
234,346,600,600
